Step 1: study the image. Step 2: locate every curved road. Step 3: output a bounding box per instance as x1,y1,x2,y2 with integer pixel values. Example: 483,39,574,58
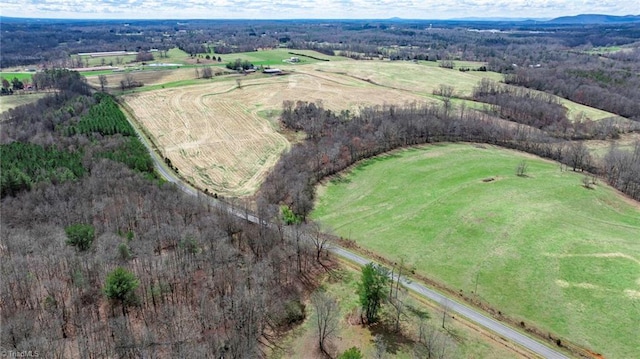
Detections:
124,108,570,359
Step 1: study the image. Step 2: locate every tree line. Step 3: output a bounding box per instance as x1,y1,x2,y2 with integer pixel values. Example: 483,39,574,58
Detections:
504,55,640,121
472,78,571,133
259,100,640,222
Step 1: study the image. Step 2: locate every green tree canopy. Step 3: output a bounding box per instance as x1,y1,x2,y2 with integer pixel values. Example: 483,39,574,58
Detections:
65,223,95,251
104,267,139,306
358,263,389,324
339,347,363,359
281,205,302,225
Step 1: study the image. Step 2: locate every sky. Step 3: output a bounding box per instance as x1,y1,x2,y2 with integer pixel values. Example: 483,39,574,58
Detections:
0,0,637,20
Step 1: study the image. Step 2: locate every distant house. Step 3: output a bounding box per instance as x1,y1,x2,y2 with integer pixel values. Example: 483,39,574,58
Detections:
282,57,300,63
263,68,282,74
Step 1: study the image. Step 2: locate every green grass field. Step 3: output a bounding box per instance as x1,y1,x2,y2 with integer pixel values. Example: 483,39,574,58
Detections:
419,60,488,70
0,72,34,82
79,48,343,83
583,46,624,55
312,143,640,358
75,53,138,67
75,48,342,70
215,48,346,67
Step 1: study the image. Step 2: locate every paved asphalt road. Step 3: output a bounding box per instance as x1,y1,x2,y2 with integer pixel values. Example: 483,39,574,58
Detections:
332,246,569,359
127,112,570,359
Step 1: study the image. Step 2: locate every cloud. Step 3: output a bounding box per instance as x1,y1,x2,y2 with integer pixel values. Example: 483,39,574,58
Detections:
1,0,637,19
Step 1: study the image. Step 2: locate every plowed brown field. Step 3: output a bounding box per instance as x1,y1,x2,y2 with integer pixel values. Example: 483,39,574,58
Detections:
123,70,429,196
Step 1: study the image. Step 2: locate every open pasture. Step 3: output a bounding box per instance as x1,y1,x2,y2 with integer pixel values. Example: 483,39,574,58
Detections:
582,132,640,158
74,47,191,68
312,143,640,358
0,72,34,82
302,60,620,122
74,53,138,67
85,67,227,90
304,60,502,97
213,48,346,67
84,49,343,91
123,72,427,196
0,93,47,115
560,96,623,122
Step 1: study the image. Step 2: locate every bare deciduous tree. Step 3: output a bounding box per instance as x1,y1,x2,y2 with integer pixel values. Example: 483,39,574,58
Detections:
308,221,331,264
415,320,457,359
388,290,407,333
311,290,339,356
373,334,387,359
564,142,591,172
202,67,213,79
98,75,108,92
516,160,528,177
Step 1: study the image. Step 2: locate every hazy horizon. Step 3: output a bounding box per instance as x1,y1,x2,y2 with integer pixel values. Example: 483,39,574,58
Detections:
0,0,637,21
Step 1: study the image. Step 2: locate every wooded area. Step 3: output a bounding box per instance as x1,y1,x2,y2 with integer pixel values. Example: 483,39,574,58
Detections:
0,72,323,357
2,17,639,358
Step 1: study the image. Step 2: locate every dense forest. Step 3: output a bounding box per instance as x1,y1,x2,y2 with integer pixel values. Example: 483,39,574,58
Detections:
1,71,323,357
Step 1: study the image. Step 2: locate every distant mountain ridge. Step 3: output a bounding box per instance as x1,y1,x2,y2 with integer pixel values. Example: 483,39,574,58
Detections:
448,17,550,22
548,14,640,24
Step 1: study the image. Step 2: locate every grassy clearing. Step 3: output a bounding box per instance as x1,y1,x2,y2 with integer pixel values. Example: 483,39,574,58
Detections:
214,49,346,67
0,72,34,82
74,54,138,67
300,60,618,122
312,143,640,358
511,85,621,122
96,54,618,125
78,47,336,70
85,67,229,92
303,60,503,97
272,264,522,359
74,47,192,68
583,46,624,55
83,49,343,92
561,99,622,122
165,47,190,62
420,60,488,70
582,133,640,158
0,93,47,114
